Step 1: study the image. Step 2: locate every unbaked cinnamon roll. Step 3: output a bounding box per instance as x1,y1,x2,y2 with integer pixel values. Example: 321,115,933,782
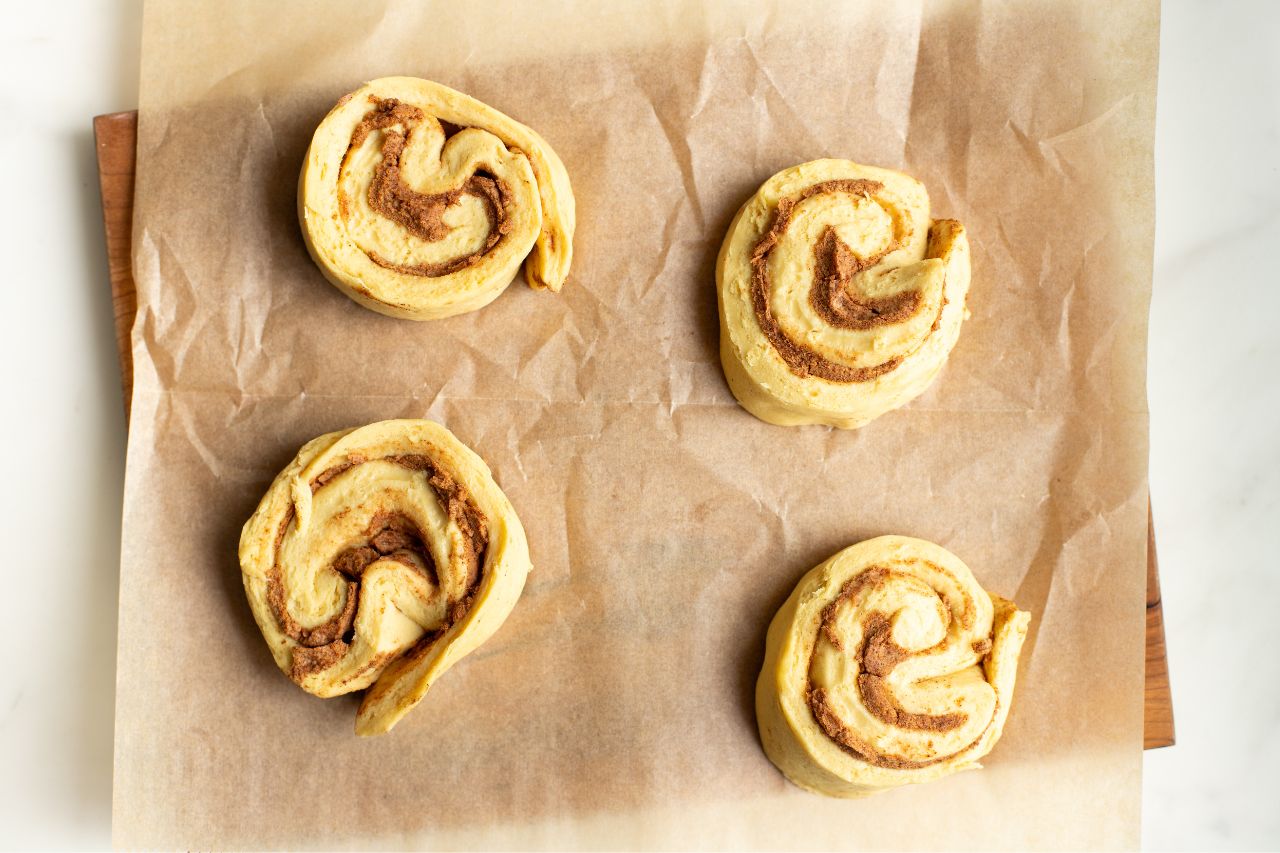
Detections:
238,419,530,736
717,160,970,428
299,77,575,320
756,536,1029,796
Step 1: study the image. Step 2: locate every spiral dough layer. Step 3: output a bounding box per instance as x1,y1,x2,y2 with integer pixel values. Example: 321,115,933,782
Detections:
756,536,1030,797
299,76,575,320
239,419,530,735
717,160,971,428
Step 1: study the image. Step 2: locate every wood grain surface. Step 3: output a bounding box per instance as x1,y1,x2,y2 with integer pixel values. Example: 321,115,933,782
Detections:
93,112,138,421
1145,503,1175,748
92,110,1174,749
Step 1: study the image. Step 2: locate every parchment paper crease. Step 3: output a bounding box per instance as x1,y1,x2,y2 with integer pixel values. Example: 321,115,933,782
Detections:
114,0,1158,848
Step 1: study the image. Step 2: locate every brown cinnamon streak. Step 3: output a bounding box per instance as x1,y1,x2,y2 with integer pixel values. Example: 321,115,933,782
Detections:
266,452,489,683
807,566,983,769
345,96,512,278
856,613,965,733
748,179,927,383
810,227,921,329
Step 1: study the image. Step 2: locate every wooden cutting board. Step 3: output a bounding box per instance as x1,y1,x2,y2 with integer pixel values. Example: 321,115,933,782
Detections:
93,110,1174,749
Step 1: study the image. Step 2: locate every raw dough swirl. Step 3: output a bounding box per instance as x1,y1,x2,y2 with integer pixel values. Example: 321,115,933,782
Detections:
239,419,530,736
756,536,1029,796
717,160,970,428
300,77,575,320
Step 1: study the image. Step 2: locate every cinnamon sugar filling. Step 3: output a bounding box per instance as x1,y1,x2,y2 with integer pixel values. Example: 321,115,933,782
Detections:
342,96,513,278
807,565,994,770
749,179,940,383
265,453,489,683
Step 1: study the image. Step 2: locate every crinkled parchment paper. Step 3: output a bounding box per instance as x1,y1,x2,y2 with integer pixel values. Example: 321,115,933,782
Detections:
114,0,1158,847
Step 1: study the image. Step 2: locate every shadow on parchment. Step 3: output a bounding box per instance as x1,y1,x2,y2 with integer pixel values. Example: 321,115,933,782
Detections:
689,184,750,393
727,536,874,756
212,454,299,676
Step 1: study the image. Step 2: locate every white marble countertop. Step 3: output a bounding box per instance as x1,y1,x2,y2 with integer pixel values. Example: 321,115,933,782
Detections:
1,1,1275,849
1142,1,1280,847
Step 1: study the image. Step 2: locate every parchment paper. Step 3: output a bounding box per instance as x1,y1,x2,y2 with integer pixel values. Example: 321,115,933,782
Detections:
114,0,1159,848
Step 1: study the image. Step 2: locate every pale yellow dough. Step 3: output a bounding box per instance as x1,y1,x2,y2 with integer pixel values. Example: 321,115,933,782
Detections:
238,419,530,736
717,160,971,428
756,536,1030,797
299,76,575,320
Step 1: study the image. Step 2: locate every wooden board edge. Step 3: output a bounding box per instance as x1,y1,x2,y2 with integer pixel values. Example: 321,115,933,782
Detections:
93,110,138,422
1144,500,1175,748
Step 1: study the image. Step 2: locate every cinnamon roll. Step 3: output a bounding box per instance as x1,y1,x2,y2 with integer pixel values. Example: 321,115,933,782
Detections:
238,419,530,735
717,160,970,428
756,536,1030,796
299,77,575,320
